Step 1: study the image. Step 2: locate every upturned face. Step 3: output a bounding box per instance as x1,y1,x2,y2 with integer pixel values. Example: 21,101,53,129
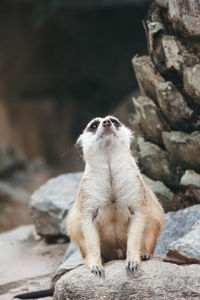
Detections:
77,116,133,158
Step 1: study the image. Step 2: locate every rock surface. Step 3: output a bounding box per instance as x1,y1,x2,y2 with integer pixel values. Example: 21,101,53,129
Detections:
142,174,174,211
184,64,200,105
30,172,83,237
155,81,193,129
133,96,169,144
167,224,200,263
168,0,200,38
137,137,179,188
53,260,200,300
162,131,200,171
180,170,200,188
132,55,165,102
155,204,200,255
0,225,67,299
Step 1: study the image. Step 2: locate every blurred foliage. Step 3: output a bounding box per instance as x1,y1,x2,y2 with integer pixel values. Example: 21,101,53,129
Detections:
33,0,65,28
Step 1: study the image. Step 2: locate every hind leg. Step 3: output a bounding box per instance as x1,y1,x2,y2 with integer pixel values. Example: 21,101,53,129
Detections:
141,220,161,260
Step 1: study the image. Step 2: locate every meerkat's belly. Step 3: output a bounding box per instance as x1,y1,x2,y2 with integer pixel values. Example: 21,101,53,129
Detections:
95,203,131,260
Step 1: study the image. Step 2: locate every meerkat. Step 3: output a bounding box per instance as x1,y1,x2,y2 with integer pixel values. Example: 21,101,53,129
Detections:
14,116,164,299
67,115,164,276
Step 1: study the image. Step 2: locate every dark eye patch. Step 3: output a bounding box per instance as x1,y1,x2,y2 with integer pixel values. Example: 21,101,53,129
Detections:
110,119,120,128
89,121,100,131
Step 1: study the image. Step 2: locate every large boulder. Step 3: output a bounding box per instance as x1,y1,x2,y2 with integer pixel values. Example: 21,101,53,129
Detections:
53,260,200,300
30,172,83,237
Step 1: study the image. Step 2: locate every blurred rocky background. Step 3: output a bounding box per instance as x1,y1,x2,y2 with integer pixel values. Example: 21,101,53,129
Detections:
1,0,200,299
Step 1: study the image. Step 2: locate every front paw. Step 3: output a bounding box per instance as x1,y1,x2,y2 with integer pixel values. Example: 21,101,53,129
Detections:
126,258,140,274
90,265,105,277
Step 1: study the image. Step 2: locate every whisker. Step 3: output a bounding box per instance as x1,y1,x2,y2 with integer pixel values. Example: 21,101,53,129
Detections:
61,145,75,160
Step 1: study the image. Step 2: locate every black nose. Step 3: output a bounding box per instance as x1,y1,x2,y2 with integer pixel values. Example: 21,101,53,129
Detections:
103,119,111,127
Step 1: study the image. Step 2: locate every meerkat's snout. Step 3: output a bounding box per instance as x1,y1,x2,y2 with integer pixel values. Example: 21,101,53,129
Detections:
101,118,115,137
102,119,112,127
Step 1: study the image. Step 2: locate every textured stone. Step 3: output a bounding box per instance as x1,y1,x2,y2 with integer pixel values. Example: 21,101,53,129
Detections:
133,96,170,144
142,174,174,211
137,137,179,188
52,243,83,285
168,0,200,38
132,55,165,102
30,172,83,237
156,81,193,129
162,131,200,171
167,224,200,263
155,205,200,255
53,260,200,300
180,170,200,188
184,64,200,105
0,225,66,298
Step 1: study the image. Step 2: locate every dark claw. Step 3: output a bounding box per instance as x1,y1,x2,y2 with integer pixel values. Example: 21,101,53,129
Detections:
91,266,105,277
142,254,150,261
126,261,140,274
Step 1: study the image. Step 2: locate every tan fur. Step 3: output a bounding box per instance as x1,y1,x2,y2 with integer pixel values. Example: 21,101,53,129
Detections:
67,116,164,275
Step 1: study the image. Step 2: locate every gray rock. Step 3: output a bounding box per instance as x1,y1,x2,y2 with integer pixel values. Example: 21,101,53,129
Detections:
180,170,200,188
184,64,200,105
30,172,83,237
162,36,184,72
162,131,200,171
167,224,200,263
133,96,170,144
155,205,200,255
53,260,200,300
168,0,200,39
155,81,193,129
52,242,83,285
0,142,25,175
142,174,174,211
132,55,165,102
137,137,179,188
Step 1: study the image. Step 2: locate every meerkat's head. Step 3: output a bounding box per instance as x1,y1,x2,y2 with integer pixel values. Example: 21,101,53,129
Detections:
76,116,133,159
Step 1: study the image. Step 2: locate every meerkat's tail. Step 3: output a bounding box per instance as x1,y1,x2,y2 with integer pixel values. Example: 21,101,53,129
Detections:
14,288,54,299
